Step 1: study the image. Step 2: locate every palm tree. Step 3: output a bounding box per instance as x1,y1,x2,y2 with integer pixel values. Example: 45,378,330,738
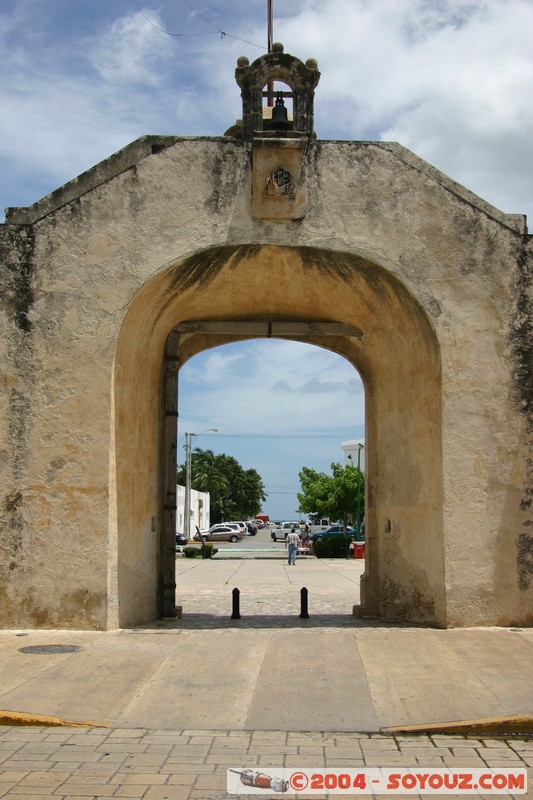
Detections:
190,448,228,522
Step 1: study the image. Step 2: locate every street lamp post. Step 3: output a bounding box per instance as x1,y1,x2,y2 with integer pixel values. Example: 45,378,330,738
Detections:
183,428,218,540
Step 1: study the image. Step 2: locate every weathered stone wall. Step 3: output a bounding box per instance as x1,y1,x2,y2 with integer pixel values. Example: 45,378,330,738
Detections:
0,136,530,629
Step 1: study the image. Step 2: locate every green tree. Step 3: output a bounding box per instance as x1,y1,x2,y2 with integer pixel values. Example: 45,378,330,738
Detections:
212,453,266,522
177,449,266,524
297,462,364,530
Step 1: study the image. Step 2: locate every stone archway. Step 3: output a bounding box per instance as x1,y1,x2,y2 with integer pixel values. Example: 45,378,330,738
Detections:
111,244,443,629
2,38,529,632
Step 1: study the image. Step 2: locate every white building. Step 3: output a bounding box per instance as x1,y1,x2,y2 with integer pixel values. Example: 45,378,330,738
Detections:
176,485,210,534
341,439,365,471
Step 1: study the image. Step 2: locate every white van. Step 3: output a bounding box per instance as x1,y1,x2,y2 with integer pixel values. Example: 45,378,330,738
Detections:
309,518,331,533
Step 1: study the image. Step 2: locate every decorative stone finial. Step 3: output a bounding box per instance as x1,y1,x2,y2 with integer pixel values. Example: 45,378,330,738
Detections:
236,56,249,67
272,42,284,52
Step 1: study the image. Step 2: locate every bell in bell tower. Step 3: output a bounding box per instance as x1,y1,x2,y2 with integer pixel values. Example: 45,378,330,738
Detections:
230,43,320,221
265,91,292,133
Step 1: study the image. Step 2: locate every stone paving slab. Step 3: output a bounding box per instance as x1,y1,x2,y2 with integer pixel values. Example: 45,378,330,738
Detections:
0,727,531,799
3,623,532,733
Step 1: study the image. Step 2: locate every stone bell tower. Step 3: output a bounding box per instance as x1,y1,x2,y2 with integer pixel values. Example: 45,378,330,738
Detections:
235,41,320,139
233,43,320,220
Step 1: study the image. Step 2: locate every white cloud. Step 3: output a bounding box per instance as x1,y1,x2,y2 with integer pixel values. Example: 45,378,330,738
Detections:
88,12,174,86
0,12,173,200
186,348,246,386
179,340,364,437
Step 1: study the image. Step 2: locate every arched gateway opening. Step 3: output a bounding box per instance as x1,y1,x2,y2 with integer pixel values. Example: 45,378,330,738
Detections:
110,244,443,629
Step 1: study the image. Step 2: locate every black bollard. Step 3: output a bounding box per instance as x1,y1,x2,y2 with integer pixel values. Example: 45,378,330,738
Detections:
231,587,241,619
300,586,310,618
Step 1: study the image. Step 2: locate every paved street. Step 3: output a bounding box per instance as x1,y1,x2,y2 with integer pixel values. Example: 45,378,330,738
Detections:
0,540,532,798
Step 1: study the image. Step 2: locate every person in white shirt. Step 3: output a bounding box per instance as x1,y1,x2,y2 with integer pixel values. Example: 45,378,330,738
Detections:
285,528,301,565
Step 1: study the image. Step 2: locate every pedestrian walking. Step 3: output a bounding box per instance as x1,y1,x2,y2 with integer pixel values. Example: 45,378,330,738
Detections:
285,527,301,565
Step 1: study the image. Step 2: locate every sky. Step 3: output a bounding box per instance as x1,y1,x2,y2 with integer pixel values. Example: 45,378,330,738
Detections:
177,339,365,521
1,0,532,520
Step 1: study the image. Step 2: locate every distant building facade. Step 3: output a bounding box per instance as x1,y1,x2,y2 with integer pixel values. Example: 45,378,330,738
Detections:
341,440,365,472
176,486,210,535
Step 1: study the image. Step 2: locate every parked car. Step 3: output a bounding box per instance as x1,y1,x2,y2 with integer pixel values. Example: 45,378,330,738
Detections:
245,522,258,535
252,519,265,529
176,532,188,547
224,522,249,536
271,521,302,542
310,525,356,543
194,525,244,543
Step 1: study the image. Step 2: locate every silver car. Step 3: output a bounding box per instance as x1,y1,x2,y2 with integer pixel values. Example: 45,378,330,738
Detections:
195,525,244,543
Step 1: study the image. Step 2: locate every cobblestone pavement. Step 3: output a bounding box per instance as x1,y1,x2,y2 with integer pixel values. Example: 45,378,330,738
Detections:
0,726,531,800
150,587,381,630
147,601,401,631
167,556,370,629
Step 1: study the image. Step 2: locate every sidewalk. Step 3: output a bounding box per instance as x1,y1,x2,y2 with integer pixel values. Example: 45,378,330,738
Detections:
0,557,532,798
0,727,531,799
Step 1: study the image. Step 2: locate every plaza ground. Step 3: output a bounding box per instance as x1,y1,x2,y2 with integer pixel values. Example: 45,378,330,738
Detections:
0,555,531,798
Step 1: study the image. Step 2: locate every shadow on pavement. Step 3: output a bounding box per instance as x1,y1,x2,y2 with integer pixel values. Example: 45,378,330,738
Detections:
132,614,413,630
